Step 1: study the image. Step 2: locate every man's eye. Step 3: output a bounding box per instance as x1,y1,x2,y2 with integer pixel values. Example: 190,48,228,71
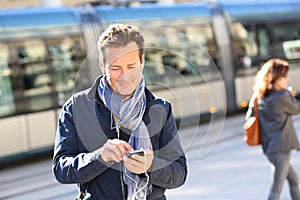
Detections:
110,68,119,71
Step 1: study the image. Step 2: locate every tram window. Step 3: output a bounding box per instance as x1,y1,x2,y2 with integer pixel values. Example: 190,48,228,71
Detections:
47,36,85,106
230,23,260,74
169,25,220,83
0,43,15,117
143,30,169,90
256,25,272,63
272,22,300,60
163,30,191,78
10,39,53,113
142,25,219,90
184,26,218,72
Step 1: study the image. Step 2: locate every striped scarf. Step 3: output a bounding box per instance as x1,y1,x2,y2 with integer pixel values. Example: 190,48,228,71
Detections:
97,75,152,199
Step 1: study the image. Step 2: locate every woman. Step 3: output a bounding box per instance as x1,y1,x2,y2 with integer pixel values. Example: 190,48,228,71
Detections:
246,58,300,200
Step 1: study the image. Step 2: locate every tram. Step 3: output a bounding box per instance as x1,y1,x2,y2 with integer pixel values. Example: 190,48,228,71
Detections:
0,0,300,164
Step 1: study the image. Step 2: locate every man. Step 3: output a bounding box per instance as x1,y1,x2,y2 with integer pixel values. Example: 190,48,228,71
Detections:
52,23,187,200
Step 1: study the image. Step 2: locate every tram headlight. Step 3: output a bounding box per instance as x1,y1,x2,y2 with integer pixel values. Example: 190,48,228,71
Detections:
240,101,248,109
209,107,217,114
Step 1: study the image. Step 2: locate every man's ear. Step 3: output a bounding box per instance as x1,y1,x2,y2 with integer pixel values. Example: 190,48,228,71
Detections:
100,62,106,74
141,54,145,71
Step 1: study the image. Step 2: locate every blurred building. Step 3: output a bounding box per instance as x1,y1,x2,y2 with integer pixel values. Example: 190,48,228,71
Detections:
0,0,196,9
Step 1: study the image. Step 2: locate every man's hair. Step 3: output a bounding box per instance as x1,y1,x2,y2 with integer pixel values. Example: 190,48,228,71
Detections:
97,23,145,65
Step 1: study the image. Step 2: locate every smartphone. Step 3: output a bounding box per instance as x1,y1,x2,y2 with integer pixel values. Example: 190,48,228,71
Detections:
126,149,145,158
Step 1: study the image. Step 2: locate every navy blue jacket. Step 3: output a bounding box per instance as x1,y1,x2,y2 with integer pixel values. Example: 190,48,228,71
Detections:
52,77,187,199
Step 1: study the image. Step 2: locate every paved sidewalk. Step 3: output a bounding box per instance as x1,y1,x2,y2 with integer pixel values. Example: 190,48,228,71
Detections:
167,114,300,200
1,114,300,199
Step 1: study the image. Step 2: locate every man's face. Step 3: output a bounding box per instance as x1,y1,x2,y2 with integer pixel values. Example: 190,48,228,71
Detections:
103,42,143,98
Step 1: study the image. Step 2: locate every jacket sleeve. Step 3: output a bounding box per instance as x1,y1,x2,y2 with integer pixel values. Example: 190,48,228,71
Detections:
52,98,111,184
280,90,300,115
148,103,187,189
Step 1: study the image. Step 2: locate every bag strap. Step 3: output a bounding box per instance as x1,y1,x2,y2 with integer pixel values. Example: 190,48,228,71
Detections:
248,91,258,116
72,95,90,200
252,93,258,119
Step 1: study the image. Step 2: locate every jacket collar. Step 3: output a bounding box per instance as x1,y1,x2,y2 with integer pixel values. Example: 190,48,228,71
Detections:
86,76,155,106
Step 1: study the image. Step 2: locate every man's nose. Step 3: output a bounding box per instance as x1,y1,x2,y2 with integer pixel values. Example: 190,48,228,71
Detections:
120,67,129,77
120,68,128,79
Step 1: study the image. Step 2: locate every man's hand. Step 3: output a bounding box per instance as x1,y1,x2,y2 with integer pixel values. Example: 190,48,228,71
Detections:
100,139,133,163
123,149,153,174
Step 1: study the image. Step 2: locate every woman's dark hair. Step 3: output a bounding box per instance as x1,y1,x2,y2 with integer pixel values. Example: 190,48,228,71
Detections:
254,58,289,97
